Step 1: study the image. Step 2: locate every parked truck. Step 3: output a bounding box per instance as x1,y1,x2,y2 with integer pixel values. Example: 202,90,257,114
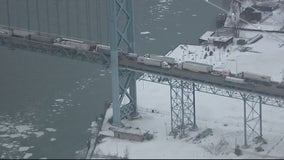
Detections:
30,34,54,44
225,76,245,84
144,54,176,65
137,56,170,69
178,61,213,73
238,71,271,84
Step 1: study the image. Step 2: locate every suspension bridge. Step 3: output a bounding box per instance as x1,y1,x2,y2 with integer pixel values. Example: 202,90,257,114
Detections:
0,0,284,147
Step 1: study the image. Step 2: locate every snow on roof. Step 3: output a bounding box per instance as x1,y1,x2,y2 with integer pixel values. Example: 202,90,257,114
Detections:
199,31,215,41
209,36,233,43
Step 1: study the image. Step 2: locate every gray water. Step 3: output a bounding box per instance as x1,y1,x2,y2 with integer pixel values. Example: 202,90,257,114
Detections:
0,0,226,158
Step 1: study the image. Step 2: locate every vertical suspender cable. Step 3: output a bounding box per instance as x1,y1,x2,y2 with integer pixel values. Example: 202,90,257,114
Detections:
101,0,105,43
56,0,61,35
36,0,41,34
66,0,70,36
76,0,80,37
95,1,99,43
97,0,101,43
106,0,110,43
26,0,30,31
6,0,11,29
85,0,91,40
46,0,50,33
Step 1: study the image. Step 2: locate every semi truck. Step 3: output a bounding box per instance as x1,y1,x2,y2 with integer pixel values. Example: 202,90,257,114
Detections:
144,54,176,65
137,56,170,69
225,76,245,84
238,71,271,84
178,61,213,73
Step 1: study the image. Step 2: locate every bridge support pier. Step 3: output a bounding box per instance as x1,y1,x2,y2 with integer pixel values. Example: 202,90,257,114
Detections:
170,80,197,138
241,93,263,147
119,70,138,119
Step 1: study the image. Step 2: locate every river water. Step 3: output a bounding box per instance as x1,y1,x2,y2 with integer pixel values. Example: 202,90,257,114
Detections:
0,0,226,158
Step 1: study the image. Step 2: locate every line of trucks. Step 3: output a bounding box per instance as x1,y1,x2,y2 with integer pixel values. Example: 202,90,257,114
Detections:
1,26,283,89
0,27,110,54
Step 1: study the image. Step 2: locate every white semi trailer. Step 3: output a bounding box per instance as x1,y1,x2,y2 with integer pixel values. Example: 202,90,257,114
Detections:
145,54,176,65
179,61,213,73
225,76,245,84
239,71,271,83
137,56,170,69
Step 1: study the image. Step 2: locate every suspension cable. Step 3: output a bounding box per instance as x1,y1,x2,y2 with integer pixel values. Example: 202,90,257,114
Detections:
26,0,30,31
46,0,50,33
6,0,10,29
56,0,61,35
76,0,80,37
36,0,41,34
97,0,102,43
66,0,70,36
86,0,91,40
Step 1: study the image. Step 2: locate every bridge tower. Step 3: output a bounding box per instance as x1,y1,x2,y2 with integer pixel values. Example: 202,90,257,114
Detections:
170,80,197,138
241,93,264,147
109,0,138,126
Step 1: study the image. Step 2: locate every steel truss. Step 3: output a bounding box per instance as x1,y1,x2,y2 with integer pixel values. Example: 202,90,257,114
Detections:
241,93,263,147
110,0,137,126
170,79,197,138
139,73,284,145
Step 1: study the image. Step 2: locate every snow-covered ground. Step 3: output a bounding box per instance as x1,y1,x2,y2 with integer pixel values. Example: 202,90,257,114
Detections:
93,24,284,159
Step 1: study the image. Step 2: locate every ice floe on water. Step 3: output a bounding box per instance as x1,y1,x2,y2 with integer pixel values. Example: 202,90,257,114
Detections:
19,146,30,152
45,128,56,132
140,31,151,35
50,138,56,142
15,125,32,133
23,153,33,159
55,99,64,103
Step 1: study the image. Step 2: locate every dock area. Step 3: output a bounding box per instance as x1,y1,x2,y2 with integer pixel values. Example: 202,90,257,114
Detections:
224,0,284,32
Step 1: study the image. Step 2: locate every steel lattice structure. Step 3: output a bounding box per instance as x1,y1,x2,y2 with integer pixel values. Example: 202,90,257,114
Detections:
169,80,197,138
139,72,284,145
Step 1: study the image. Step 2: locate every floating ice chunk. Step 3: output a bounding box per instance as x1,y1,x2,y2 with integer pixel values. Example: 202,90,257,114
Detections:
46,128,57,132
55,99,64,103
50,138,56,142
2,143,14,149
99,73,105,76
23,153,33,159
192,14,197,17
34,131,45,138
19,146,30,152
140,31,150,35
0,134,9,138
0,125,9,132
149,38,156,41
9,134,22,138
15,125,31,133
